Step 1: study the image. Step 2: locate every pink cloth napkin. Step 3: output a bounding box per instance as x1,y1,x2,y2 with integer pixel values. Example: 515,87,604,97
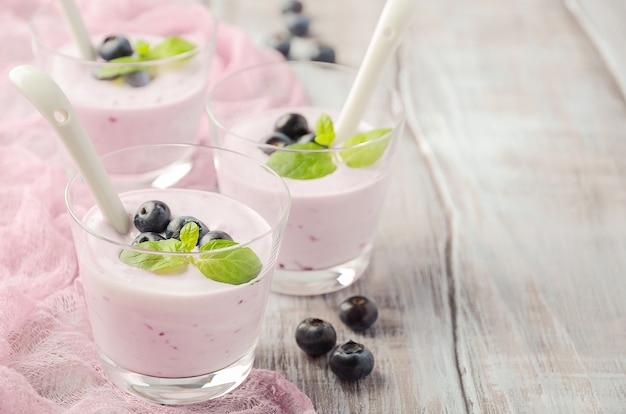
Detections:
0,1,315,413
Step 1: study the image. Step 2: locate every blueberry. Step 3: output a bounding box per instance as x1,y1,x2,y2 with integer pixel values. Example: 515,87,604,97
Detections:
165,216,209,244
338,296,378,331
311,45,336,63
329,340,375,381
133,200,171,233
295,317,337,357
284,13,311,37
123,70,151,88
281,0,303,14
98,35,133,61
133,232,165,244
200,230,234,246
262,132,293,155
267,32,292,57
274,113,309,140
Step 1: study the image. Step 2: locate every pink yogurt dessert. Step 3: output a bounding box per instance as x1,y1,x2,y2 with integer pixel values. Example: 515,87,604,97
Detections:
76,188,273,378
222,107,393,271
44,35,209,155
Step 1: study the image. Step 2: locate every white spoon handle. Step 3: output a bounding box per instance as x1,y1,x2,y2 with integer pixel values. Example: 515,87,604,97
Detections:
9,65,130,234
55,0,96,60
334,0,417,141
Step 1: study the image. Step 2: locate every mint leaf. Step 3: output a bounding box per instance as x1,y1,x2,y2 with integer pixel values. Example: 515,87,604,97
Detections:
179,222,199,251
96,36,197,80
96,56,146,79
313,113,335,147
119,223,263,285
340,128,392,168
119,238,189,272
266,142,337,180
135,40,150,57
197,240,262,285
145,36,196,60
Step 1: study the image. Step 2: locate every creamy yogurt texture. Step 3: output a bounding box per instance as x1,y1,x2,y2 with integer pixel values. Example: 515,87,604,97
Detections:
77,188,272,377
221,107,391,270
48,35,207,155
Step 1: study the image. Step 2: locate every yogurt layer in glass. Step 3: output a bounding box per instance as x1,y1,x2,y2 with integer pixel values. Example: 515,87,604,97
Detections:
65,144,290,405
30,0,216,157
208,61,405,295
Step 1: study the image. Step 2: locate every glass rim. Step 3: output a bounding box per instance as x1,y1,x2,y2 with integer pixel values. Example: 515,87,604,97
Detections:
205,60,406,153
29,1,217,67
64,143,291,256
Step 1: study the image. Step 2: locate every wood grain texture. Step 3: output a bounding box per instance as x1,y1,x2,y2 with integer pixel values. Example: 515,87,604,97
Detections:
239,0,626,412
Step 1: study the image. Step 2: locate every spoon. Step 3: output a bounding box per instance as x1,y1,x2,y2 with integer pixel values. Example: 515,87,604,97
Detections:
9,65,130,234
334,0,418,141
55,0,97,60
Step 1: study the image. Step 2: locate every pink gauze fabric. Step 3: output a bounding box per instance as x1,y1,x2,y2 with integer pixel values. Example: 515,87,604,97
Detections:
0,1,316,413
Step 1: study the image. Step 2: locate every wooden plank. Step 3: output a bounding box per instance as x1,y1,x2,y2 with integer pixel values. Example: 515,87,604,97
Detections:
565,0,626,99
401,0,626,412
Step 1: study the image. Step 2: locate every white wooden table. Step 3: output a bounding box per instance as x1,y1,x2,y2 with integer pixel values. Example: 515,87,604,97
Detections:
243,0,626,412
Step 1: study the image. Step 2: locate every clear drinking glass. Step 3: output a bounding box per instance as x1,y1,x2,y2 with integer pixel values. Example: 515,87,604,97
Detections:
65,144,290,404
207,60,405,295
29,0,217,156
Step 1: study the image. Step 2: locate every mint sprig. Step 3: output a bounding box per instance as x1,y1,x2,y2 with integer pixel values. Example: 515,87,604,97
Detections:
119,222,262,285
340,128,391,168
266,142,337,180
119,238,189,272
265,113,392,180
97,36,197,79
143,36,196,60
197,240,262,285
313,113,335,147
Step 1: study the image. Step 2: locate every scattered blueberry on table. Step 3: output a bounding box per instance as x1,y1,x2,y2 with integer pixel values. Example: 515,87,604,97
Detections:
295,317,337,357
281,0,304,14
329,340,375,381
294,295,378,381
266,0,337,63
338,296,379,331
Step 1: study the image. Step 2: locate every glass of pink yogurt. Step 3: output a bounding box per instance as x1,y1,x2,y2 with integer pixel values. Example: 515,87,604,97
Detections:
65,144,290,404
207,60,405,295
29,0,216,157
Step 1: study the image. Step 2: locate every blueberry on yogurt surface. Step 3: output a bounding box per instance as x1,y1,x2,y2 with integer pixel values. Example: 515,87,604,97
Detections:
274,113,310,140
123,70,151,88
262,132,293,155
98,35,134,61
200,230,234,246
133,232,165,244
165,216,209,244
133,200,171,233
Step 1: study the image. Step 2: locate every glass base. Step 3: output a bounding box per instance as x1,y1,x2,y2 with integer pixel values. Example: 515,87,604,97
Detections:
271,245,372,296
98,348,255,405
